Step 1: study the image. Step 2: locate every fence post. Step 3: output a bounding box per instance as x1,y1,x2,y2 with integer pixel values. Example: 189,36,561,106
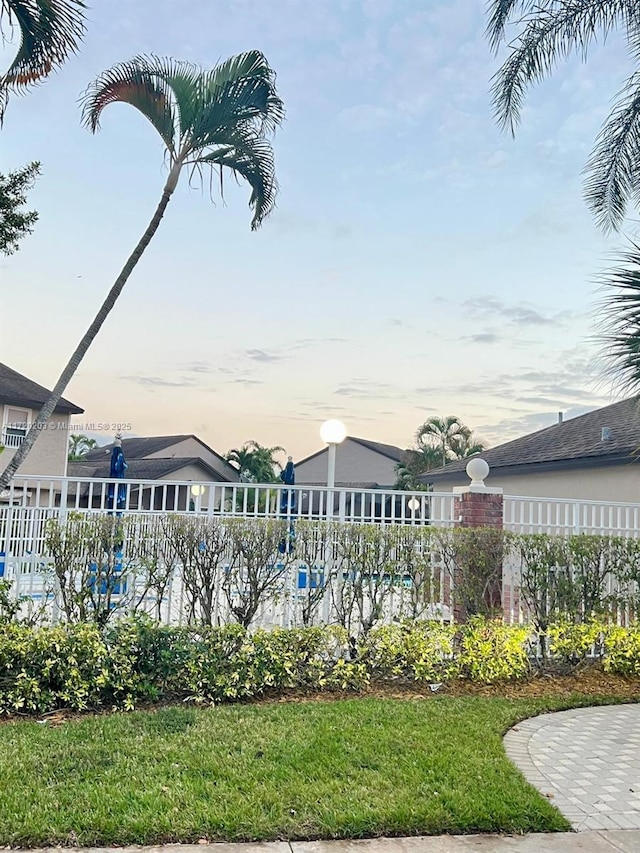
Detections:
452,459,504,623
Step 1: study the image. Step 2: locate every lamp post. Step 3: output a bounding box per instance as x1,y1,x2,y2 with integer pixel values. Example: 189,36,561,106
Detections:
320,419,347,489
408,496,420,523
190,483,205,512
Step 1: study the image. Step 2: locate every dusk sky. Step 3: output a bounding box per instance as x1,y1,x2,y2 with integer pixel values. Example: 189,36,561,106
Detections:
1,0,634,462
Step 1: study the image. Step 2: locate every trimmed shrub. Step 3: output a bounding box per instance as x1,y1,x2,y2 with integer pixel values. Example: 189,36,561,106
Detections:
457,617,531,683
0,617,638,716
603,624,640,677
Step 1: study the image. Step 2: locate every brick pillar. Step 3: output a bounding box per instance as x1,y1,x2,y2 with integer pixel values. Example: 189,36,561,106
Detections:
452,460,503,622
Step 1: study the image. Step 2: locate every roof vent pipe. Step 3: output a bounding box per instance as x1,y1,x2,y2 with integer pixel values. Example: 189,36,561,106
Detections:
601,427,612,442
558,412,563,424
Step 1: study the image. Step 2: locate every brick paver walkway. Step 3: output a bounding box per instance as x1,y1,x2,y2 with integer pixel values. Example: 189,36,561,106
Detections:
504,704,640,831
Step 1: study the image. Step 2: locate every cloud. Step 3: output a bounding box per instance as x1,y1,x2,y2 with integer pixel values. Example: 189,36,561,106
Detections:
288,336,348,351
485,150,508,169
462,297,562,327
338,104,396,131
232,378,264,386
464,332,501,344
122,375,196,388
334,379,398,400
245,348,285,363
180,361,211,374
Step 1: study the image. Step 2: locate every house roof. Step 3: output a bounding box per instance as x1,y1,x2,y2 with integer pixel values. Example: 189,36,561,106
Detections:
349,437,406,463
67,456,229,482
82,434,238,480
0,363,83,415
296,435,406,467
83,435,191,460
424,397,640,483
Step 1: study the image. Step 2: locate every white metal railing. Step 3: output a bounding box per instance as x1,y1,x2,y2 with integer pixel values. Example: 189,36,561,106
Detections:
2,475,457,526
0,429,26,449
1,477,638,628
0,512,453,630
504,495,640,536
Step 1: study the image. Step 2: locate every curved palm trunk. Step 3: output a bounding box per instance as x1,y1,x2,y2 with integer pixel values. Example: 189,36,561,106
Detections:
0,173,179,490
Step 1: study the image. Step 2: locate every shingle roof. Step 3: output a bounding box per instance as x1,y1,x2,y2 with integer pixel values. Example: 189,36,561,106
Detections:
424,397,640,483
83,435,191,460
67,456,228,482
82,434,238,480
350,437,405,463
0,363,83,414
297,435,406,466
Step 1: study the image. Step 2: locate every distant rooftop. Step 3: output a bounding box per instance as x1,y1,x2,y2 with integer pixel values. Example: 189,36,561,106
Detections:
425,398,640,483
0,363,83,415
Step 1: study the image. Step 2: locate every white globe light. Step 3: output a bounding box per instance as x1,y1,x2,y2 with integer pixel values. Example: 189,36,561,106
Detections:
466,457,489,485
190,484,205,496
320,419,347,445
407,497,421,512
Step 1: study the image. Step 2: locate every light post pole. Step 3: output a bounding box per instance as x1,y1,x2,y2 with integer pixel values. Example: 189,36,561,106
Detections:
320,419,346,518
408,496,420,523
190,483,205,512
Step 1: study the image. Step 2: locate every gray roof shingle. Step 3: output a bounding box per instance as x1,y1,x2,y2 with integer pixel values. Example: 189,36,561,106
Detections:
82,434,238,480
350,437,405,463
67,456,229,482
0,363,83,414
297,435,406,467
82,435,191,460
424,397,640,483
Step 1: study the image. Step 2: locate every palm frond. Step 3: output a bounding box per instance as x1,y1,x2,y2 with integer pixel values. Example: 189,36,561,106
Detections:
81,56,178,155
596,240,640,395
485,0,536,53
583,70,640,232
202,50,284,135
136,56,204,141
197,131,278,229
0,0,86,120
491,1,631,134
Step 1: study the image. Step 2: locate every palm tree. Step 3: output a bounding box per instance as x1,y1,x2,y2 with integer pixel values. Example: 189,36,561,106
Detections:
0,51,283,490
0,0,86,122
487,0,640,232
597,241,640,394
416,416,473,468
68,433,97,461
393,447,441,490
225,440,285,483
449,433,488,460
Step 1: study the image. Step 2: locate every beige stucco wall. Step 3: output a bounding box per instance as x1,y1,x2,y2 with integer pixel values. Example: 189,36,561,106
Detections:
1,405,70,477
159,462,217,482
431,464,640,503
146,437,238,481
296,439,398,487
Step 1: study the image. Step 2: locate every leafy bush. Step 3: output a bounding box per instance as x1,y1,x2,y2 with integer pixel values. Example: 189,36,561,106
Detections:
0,617,637,716
0,622,108,713
458,617,531,683
358,621,457,682
547,620,606,664
603,624,640,677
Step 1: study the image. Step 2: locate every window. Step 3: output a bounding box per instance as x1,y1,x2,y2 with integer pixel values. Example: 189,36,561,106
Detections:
2,406,30,449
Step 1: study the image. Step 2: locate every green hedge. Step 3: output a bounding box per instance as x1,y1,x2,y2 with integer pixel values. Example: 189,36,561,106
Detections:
1,617,638,715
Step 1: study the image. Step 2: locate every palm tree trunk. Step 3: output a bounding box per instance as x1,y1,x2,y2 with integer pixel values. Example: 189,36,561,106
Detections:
0,176,178,490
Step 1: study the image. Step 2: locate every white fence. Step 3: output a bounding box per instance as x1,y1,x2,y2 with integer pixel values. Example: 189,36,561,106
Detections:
504,495,640,536
1,475,457,524
1,476,639,629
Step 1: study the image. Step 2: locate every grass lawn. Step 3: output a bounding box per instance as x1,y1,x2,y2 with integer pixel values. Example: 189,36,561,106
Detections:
0,694,635,847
